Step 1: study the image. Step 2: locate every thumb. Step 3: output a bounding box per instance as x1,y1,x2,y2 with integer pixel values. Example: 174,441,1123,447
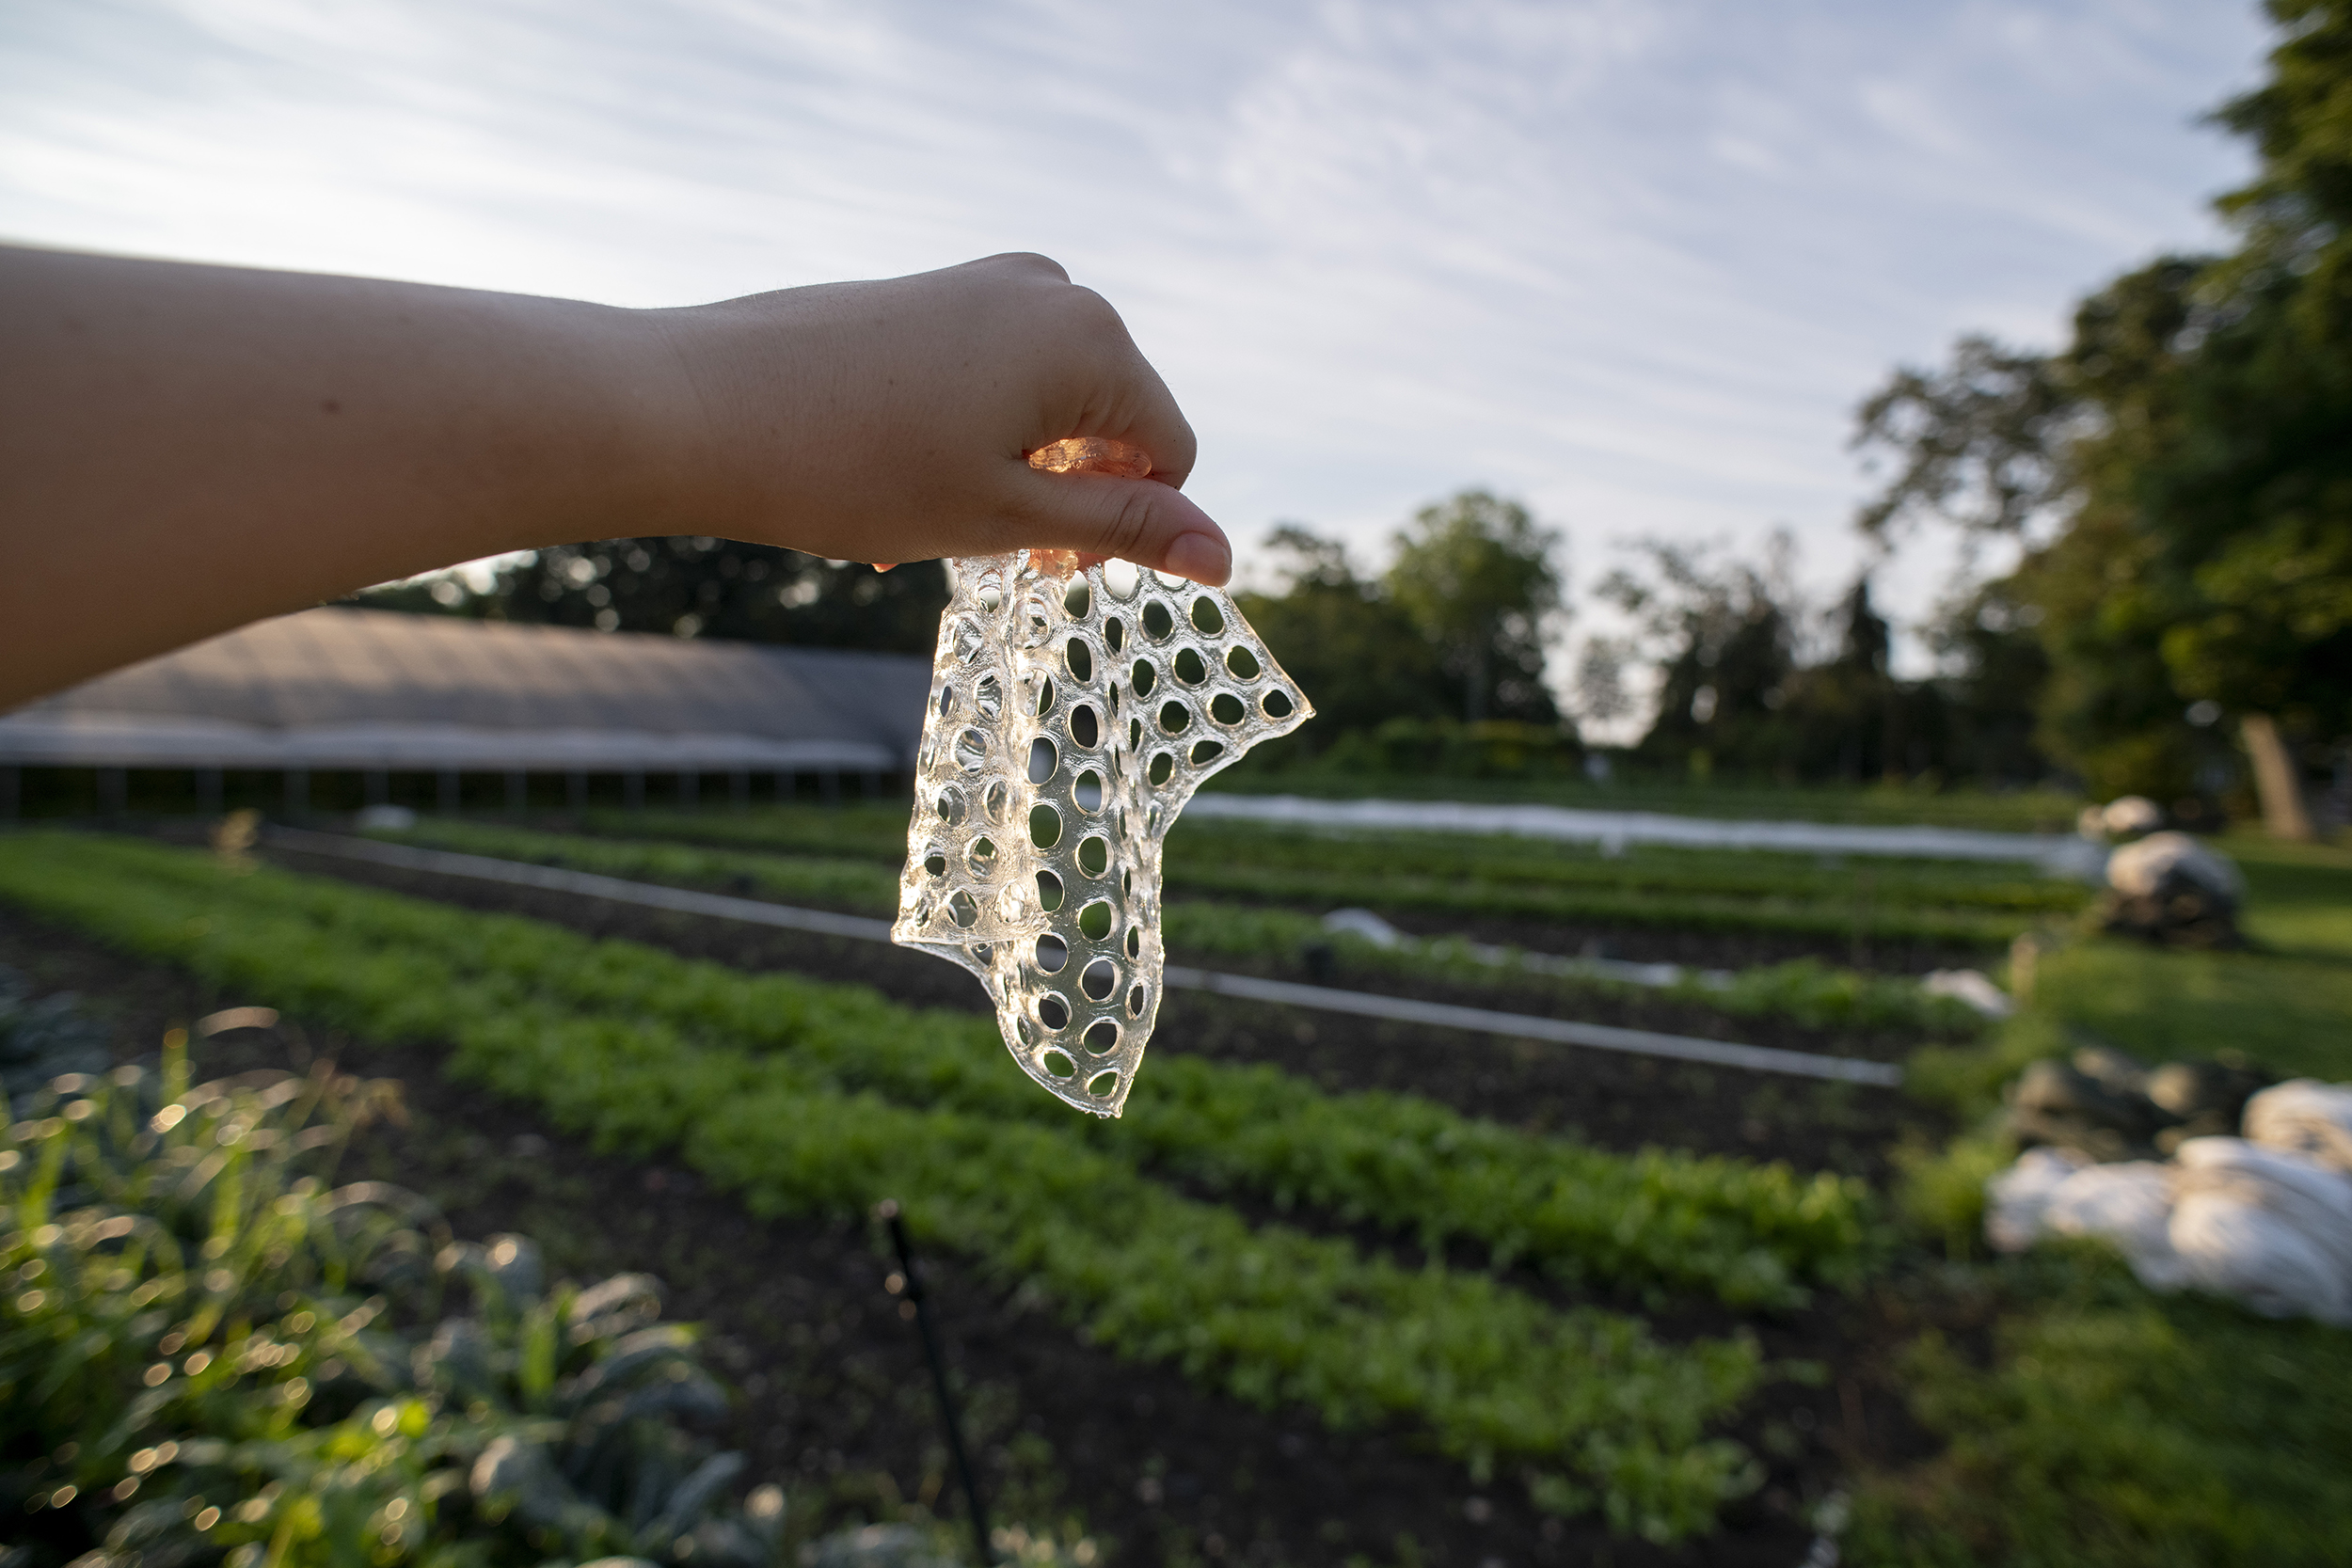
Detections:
1012,470,1232,587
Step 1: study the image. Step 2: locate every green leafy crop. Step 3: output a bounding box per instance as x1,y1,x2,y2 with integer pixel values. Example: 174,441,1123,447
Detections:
1,1043,787,1568
0,834,1797,1540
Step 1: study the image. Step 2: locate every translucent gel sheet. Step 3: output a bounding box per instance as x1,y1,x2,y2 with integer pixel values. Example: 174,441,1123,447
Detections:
893,550,1312,1116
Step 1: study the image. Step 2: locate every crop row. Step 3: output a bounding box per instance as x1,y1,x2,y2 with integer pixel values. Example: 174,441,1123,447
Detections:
375,817,1987,1037
0,833,1777,1540
588,803,2087,921
30,832,1876,1300
338,821,1884,1299
3,1052,790,1567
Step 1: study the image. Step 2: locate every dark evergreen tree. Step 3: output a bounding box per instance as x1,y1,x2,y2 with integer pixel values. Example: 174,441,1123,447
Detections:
358,537,950,656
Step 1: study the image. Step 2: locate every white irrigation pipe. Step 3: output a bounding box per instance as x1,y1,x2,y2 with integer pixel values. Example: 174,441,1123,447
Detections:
266,827,1906,1088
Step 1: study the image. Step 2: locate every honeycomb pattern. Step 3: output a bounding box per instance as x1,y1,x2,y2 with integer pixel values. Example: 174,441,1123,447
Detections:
893,550,1313,1116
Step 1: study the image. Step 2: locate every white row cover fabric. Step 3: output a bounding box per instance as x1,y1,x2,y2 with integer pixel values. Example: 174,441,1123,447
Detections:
1989,1079,2352,1325
2106,832,2246,903
1184,792,2109,875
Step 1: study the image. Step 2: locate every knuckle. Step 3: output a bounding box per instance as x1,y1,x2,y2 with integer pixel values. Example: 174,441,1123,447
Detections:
992,250,1070,283
1102,486,1158,558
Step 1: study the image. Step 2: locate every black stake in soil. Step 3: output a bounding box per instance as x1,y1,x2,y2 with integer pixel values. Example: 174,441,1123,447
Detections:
876,1199,993,1565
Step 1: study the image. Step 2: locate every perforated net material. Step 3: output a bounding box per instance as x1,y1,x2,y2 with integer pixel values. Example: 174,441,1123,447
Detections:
892,462,1311,1116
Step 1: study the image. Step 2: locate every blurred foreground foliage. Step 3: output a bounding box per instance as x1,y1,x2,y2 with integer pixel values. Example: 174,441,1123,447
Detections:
2,1037,790,1568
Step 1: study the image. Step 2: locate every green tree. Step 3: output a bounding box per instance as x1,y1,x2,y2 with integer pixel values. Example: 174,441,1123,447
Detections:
1231,526,1449,743
1384,491,1564,725
1850,0,2352,835
1600,537,1799,777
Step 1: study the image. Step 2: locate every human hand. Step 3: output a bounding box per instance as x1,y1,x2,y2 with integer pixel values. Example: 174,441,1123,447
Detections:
645,253,1231,585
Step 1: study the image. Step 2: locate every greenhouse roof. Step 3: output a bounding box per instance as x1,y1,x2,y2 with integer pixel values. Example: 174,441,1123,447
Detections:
0,608,930,772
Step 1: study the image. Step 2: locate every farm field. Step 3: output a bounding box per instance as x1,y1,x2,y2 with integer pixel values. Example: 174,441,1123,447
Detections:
3,810,2346,1566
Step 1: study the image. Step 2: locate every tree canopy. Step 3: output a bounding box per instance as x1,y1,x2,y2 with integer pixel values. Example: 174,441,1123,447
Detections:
1384,491,1563,725
1847,0,2352,830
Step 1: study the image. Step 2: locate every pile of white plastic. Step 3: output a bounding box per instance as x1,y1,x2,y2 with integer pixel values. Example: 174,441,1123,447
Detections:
1989,1080,2352,1324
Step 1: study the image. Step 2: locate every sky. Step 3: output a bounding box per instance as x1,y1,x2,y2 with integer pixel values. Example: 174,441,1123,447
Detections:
0,0,2273,705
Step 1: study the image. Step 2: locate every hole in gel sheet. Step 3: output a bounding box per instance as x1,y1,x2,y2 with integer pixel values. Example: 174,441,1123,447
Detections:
895,552,1312,1117
1076,834,1109,876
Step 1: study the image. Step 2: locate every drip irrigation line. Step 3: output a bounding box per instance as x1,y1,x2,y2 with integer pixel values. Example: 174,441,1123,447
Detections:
876,1199,993,1566
262,827,1907,1087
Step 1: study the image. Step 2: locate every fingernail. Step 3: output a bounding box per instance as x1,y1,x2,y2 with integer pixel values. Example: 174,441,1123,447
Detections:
1164,531,1231,586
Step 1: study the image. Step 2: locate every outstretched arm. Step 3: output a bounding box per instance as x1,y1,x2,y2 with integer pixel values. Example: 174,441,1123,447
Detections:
0,245,1230,709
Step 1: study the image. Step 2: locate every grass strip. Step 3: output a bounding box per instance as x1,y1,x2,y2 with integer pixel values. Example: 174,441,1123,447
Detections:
0,832,1772,1541
378,818,1991,1037
1860,835,2352,1565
